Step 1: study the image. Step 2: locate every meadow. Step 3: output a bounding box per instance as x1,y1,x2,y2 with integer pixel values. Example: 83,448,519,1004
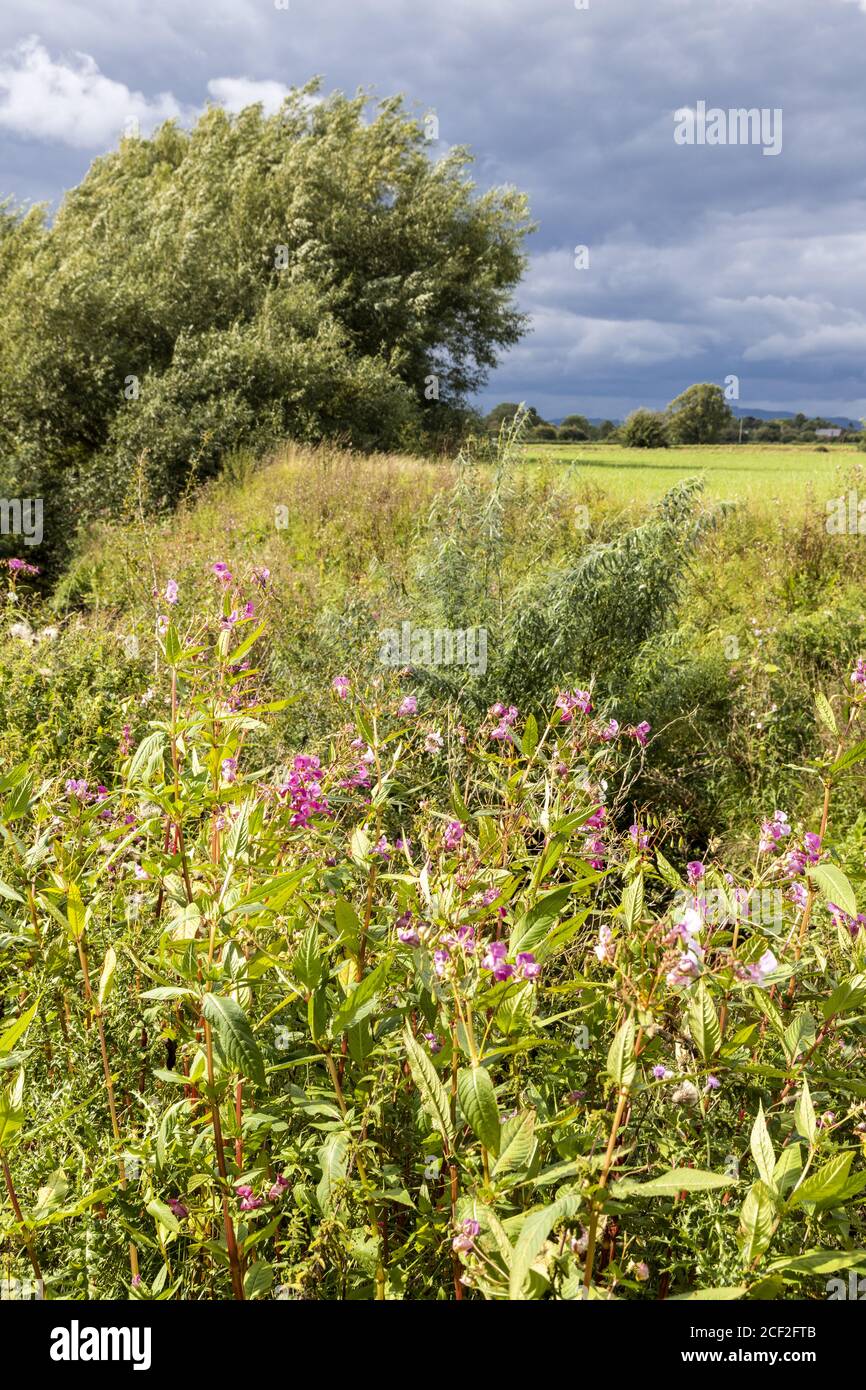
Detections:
521,440,861,509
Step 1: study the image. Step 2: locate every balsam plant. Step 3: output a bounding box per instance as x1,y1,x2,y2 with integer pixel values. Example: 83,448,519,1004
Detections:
1,565,866,1300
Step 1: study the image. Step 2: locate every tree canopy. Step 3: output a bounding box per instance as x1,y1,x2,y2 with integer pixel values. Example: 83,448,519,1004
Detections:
0,84,533,563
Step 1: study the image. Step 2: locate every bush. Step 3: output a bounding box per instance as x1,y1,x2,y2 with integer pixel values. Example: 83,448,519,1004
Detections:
622,408,670,449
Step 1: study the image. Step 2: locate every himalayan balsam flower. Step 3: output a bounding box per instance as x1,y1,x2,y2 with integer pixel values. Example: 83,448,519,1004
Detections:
252,566,270,588
666,949,702,990
332,675,350,699
164,579,178,605
481,940,513,982
555,689,592,721
686,860,705,886
632,720,651,747
423,1032,443,1054
221,757,238,784
600,718,619,741
850,657,866,690
212,561,232,585
167,1197,188,1219
629,823,649,849
758,809,790,854
267,1174,290,1201
594,923,615,964
65,778,89,800
424,730,444,754
398,695,417,716
515,951,541,980
443,820,464,851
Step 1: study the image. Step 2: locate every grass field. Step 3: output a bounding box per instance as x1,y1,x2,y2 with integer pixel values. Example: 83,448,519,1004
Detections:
521,441,863,509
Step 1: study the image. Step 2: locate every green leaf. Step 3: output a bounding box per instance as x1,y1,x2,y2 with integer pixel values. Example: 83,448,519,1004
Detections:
750,1105,776,1189
163,623,182,667
403,1027,454,1145
807,863,857,919
688,982,721,1062
0,1002,38,1056
492,1110,536,1180
202,994,266,1088
815,691,838,736
822,974,866,1020
831,738,866,776
788,1151,853,1209
508,1194,580,1300
612,1168,733,1198
330,960,388,1035
293,926,324,991
792,1078,817,1146
606,1016,636,1090
243,1260,274,1299
0,879,24,904
509,884,573,957
333,898,361,952
316,1132,349,1215
520,714,539,758
621,875,644,931
65,882,86,942
767,1249,866,1277
147,1198,181,1235
97,946,117,1008
0,1069,25,1147
226,621,266,667
739,1179,777,1264
669,1286,747,1301
127,730,167,786
457,1065,501,1155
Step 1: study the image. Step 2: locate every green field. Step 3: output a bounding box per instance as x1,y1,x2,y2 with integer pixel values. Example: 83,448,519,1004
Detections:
521,440,861,508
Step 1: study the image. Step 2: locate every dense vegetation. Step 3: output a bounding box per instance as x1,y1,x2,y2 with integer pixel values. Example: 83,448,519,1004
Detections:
2,420,866,1301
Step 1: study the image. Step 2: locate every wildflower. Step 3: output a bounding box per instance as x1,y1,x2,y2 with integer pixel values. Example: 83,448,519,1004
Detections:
433,948,450,978
219,611,239,630
652,1065,670,1081
398,695,417,716
241,601,255,620
686,860,705,886
632,720,651,747
133,865,149,880
239,1194,264,1212
489,704,518,741
515,951,541,980
164,579,178,605
481,940,513,982
372,835,391,860
630,1261,650,1282
156,614,169,635
167,1197,188,1219
788,881,808,909
629,823,649,849
4,557,40,576
735,949,778,987
706,1075,721,1091
424,730,444,754
267,1174,290,1201
332,675,350,700
212,561,232,585
65,778,89,800
555,689,592,721
252,566,270,588
600,718,619,741
666,949,701,990
397,920,421,947
758,809,790,854
850,657,866,689
221,757,238,784
423,1032,443,1054
803,832,822,862
570,1226,590,1257
443,820,464,851
594,923,615,964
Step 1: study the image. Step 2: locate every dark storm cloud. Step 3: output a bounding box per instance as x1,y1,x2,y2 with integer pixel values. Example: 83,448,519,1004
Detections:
1,0,864,418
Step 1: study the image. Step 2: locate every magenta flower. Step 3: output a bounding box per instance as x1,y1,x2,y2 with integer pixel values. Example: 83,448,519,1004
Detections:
686,861,705,886
423,1032,443,1054
652,1065,670,1080
443,820,464,851
515,951,541,980
433,948,450,977
164,579,178,605
758,809,790,854
850,657,866,688
65,778,89,800
332,675,350,700
267,1175,290,1201
252,566,270,588
632,720,651,747
629,823,649,849
481,940,513,982
167,1197,188,1219
398,695,418,716
4,558,39,576
221,757,238,784
600,718,619,741
398,923,422,947
555,689,592,721
666,949,701,990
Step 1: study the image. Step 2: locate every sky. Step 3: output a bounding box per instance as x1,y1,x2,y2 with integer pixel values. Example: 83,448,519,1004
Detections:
1,0,864,422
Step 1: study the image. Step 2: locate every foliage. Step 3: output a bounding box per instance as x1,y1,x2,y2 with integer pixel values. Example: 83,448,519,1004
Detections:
622,409,670,449
666,383,733,445
2,571,866,1302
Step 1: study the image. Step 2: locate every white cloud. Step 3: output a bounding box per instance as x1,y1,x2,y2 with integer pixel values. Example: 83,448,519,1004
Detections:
206,77,291,115
0,36,192,147
0,38,295,149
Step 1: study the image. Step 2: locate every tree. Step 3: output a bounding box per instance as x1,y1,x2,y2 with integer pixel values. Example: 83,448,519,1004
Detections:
0,85,534,562
622,408,670,449
666,383,732,444
485,403,542,431
560,413,592,433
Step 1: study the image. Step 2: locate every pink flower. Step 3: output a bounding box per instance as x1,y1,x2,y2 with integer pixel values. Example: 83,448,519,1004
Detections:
515,951,541,980
221,757,238,784
594,923,615,964
631,721,651,747
758,809,790,854
686,861,705,886
424,730,444,754
850,657,866,688
212,561,232,585
267,1174,290,1201
65,778,90,800
252,567,270,588
555,689,592,721
332,675,350,699
398,696,417,716
481,940,513,982
164,579,178,605
600,718,619,741
423,1032,443,1054
666,949,701,989
443,820,464,851
629,823,648,849
652,1065,670,1080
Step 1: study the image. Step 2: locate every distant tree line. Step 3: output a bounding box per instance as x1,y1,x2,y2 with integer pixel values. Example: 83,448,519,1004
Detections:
486,386,862,449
